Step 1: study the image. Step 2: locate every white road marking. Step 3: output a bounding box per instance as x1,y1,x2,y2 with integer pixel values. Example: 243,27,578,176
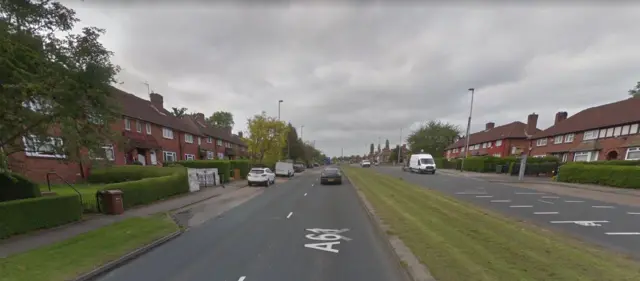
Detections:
605,232,640,235
551,220,608,226
534,212,558,215
516,192,545,195
541,196,560,199
592,206,615,209
475,195,493,198
510,205,533,208
287,212,293,219
238,277,246,281
490,200,511,202
304,228,352,253
538,199,554,204
628,212,640,215
304,193,307,196
564,200,584,203
456,192,486,195
312,184,314,187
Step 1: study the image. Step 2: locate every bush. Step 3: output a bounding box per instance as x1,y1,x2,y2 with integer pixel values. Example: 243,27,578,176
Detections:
566,160,640,166
557,164,640,189
98,169,189,209
0,173,41,202
230,160,250,179
88,166,178,184
176,160,231,183
0,195,82,239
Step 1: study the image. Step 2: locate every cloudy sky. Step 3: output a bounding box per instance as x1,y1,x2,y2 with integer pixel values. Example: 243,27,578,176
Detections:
63,2,640,157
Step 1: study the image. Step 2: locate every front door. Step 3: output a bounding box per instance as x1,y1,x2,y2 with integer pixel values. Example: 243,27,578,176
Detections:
150,150,157,165
137,153,146,166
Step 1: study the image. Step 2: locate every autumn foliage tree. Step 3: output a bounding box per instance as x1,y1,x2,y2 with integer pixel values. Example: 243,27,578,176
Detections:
244,112,288,163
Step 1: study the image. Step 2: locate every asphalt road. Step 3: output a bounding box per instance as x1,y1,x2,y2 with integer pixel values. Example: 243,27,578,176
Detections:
373,165,640,259
97,168,407,281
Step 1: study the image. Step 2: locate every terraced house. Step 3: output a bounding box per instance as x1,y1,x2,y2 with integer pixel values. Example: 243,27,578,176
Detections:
9,88,247,183
529,96,640,162
445,114,541,159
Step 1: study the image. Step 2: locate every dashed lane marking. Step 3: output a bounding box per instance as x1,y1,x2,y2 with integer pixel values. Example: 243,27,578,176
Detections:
592,206,615,209
238,277,246,281
475,195,493,198
490,200,511,203
628,212,640,215
287,212,293,219
510,205,533,208
538,199,554,204
534,212,558,215
516,192,545,195
564,200,584,203
606,232,640,235
304,193,307,196
456,192,487,195
541,196,560,199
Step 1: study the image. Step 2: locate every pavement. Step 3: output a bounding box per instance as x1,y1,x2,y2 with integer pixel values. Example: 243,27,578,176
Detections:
373,166,640,259
0,180,247,258
96,168,408,281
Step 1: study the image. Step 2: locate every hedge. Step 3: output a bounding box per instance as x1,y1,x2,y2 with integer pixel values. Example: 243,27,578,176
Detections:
0,195,82,239
564,160,640,166
557,164,640,189
0,173,41,202
97,168,189,209
176,160,231,183
88,166,178,184
436,156,560,174
230,160,250,179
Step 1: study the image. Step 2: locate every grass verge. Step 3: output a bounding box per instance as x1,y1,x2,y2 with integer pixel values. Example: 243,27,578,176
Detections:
342,166,640,281
0,214,179,281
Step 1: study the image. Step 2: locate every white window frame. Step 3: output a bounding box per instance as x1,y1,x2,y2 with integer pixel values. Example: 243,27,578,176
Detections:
554,135,563,144
625,147,640,160
474,144,480,150
533,155,546,158
599,129,606,139
573,151,598,162
162,128,174,139
206,151,214,160
583,130,598,140
482,143,487,148
146,123,152,134
90,145,115,161
124,118,131,131
216,139,223,146
564,133,575,143
493,153,501,157
185,134,194,143
536,138,547,146
631,124,639,134
198,137,201,145
605,128,614,138
23,136,66,158
622,125,630,135
207,137,213,143
488,142,492,148
163,151,177,162
495,140,502,146
614,126,622,137
184,154,196,160
135,120,141,133
561,153,568,162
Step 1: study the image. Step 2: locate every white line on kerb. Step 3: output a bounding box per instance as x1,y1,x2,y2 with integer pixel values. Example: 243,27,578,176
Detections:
516,192,545,195
238,277,246,281
606,232,640,235
287,212,293,219
490,200,511,202
564,200,584,203
628,212,640,215
592,206,615,209
541,196,560,199
304,193,307,196
510,205,533,208
534,212,558,215
538,199,554,204
475,195,493,198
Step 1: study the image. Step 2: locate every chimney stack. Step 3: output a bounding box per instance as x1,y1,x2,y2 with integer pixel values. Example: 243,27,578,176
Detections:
485,122,495,130
195,113,206,123
149,93,164,109
554,111,568,125
237,131,243,138
225,126,232,135
527,113,538,135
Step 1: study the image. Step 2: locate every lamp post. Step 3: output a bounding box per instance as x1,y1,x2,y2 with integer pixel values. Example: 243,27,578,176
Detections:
398,128,402,163
460,88,475,172
278,100,283,120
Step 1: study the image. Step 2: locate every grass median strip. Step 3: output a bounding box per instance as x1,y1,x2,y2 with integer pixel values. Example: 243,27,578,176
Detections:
0,214,179,281
342,167,640,281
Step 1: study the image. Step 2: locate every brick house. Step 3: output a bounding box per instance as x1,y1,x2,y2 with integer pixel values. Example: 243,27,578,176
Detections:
181,113,248,160
445,114,541,159
529,97,640,162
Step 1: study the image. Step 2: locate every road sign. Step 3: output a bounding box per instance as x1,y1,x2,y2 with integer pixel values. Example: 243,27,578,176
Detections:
304,228,351,253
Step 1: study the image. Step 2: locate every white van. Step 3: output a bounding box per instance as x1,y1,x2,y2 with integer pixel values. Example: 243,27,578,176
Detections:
409,154,436,174
275,161,295,177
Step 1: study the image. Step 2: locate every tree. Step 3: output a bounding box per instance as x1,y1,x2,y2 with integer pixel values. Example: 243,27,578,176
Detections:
207,111,235,128
629,81,640,97
389,145,400,163
385,139,390,149
407,120,461,157
283,123,304,160
369,143,374,155
1,0,120,173
244,111,288,163
170,107,188,117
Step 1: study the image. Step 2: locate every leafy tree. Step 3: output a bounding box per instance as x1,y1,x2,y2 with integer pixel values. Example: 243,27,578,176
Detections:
369,143,374,155
629,81,640,97
283,123,304,160
385,139,390,150
207,111,235,128
407,120,461,157
389,145,400,163
245,112,288,163
1,0,120,174
170,107,188,117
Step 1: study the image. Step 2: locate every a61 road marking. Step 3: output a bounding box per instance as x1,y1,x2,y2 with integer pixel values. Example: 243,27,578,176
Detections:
304,228,351,253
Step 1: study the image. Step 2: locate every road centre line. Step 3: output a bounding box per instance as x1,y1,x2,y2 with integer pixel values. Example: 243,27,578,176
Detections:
628,212,640,215
304,193,307,196
541,196,560,199
287,212,293,219
475,195,493,198
592,206,615,209
456,192,487,195
510,205,533,208
490,200,511,202
516,192,545,195
534,212,559,215
238,277,246,281
538,199,554,204
606,232,640,235
564,200,584,203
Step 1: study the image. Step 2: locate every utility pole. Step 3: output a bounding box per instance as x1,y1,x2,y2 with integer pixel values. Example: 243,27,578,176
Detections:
300,125,304,141
398,128,402,163
460,88,475,172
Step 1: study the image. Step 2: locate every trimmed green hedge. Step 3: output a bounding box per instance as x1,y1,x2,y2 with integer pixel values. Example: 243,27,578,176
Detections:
98,169,189,209
177,160,231,183
88,166,178,184
0,173,41,202
436,156,560,175
0,195,82,239
230,160,250,179
557,164,640,189
565,160,640,166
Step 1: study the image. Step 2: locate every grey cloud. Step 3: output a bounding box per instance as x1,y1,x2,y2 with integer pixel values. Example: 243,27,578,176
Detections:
64,3,640,157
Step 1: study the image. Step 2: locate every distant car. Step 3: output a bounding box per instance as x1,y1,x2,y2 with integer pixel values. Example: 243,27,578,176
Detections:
320,167,343,185
294,163,305,172
361,160,371,168
313,163,319,167
247,168,276,187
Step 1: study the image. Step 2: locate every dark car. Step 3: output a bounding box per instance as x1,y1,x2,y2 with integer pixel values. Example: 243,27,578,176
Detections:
293,164,305,172
320,167,342,185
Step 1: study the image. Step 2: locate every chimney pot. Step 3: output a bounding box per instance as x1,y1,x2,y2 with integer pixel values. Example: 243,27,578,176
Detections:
554,111,568,125
485,122,495,130
527,113,539,135
149,93,163,109
195,113,205,123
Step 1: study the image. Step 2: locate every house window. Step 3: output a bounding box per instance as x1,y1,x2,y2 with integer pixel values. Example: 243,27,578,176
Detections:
583,130,598,140
573,151,598,162
536,138,547,146
474,144,480,149
488,142,492,148
207,137,212,143
554,135,563,144
631,124,639,134
626,147,640,160
493,153,501,157
561,153,568,162
146,123,152,134
495,140,502,146
216,139,222,146
614,126,622,137
136,120,142,132
622,125,630,135
482,143,487,148
163,151,177,162
124,118,131,131
185,134,194,143
206,151,214,160
605,128,614,138
90,145,115,161
23,136,66,158
564,134,575,143
198,137,201,145
184,154,195,160
162,128,173,139
533,155,546,158
599,129,606,138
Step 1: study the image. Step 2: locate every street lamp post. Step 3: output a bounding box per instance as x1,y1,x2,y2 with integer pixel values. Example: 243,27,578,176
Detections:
300,125,304,141
460,88,475,172
278,100,283,120
398,128,402,164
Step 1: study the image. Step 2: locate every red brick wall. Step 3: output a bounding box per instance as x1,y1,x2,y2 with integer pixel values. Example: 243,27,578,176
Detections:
8,152,83,184
529,131,640,161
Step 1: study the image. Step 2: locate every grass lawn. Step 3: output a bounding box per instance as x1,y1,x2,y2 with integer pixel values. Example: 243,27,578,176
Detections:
0,215,179,281
40,184,104,212
342,166,640,281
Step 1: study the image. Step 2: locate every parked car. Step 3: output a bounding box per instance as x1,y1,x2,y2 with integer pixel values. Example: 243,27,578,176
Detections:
275,161,295,177
361,160,371,168
294,163,306,172
320,167,343,185
247,167,276,187
409,153,437,174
